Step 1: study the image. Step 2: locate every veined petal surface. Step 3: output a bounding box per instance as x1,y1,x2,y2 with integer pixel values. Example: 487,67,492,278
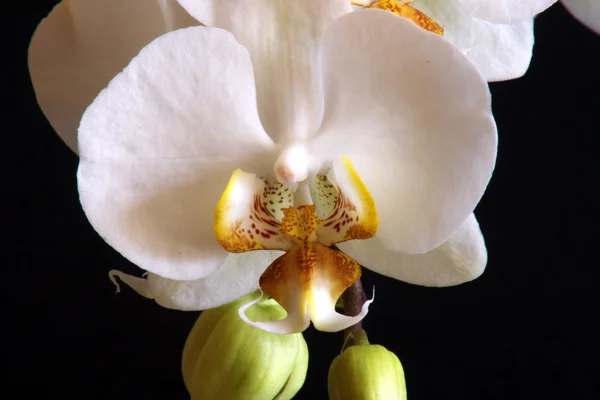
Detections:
312,10,497,255
214,170,293,253
176,0,352,143
28,0,197,153
338,213,487,286
316,157,378,246
78,27,276,280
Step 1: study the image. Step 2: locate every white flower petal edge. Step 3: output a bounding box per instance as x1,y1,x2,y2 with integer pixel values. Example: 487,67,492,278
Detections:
28,0,197,154
562,0,600,35
78,27,277,280
156,0,200,29
412,0,534,81
456,0,557,23
176,0,351,143
312,10,497,255
338,213,487,287
109,251,283,310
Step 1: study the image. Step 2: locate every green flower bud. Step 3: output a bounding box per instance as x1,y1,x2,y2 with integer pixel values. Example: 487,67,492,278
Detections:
328,330,406,400
182,292,309,400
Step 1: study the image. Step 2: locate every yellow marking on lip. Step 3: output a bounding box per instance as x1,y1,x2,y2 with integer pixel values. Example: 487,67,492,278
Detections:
214,169,291,253
317,157,378,246
259,241,362,323
353,0,444,35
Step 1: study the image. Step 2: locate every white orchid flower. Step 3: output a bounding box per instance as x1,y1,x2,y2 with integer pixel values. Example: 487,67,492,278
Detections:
562,0,600,35
351,0,558,82
34,0,497,333
28,0,197,153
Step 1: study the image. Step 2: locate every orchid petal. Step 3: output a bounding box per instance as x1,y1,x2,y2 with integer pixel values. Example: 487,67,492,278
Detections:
109,251,283,311
313,10,497,255
562,0,600,35
176,0,351,142
456,0,557,23
155,0,201,30
78,27,276,280
214,170,293,253
412,0,534,81
338,214,487,287
317,157,378,246
28,0,197,153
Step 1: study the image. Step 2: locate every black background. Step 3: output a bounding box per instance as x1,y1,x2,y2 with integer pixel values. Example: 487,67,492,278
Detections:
5,2,600,399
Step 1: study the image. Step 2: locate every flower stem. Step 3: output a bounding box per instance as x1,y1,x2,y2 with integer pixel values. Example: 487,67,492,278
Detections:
342,278,367,345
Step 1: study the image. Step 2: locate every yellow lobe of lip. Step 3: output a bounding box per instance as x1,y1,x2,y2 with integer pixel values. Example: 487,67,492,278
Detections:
320,157,378,243
214,170,292,253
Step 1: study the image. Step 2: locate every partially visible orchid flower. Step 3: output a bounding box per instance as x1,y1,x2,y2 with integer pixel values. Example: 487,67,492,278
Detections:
351,0,558,81
28,0,197,153
562,0,600,35
78,1,497,333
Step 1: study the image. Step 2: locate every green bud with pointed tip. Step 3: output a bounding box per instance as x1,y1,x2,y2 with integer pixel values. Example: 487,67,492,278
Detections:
328,330,406,400
182,292,309,400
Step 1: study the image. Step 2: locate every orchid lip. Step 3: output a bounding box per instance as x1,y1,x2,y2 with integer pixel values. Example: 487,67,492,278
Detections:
215,156,379,333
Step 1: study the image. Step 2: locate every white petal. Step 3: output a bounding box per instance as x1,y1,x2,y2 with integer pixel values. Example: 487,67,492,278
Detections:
313,10,497,255
156,0,201,30
77,28,274,162
456,0,557,23
338,214,487,287
562,0,600,35
79,161,230,281
28,0,197,153
176,0,351,142
412,0,534,81
78,27,276,280
110,251,283,311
